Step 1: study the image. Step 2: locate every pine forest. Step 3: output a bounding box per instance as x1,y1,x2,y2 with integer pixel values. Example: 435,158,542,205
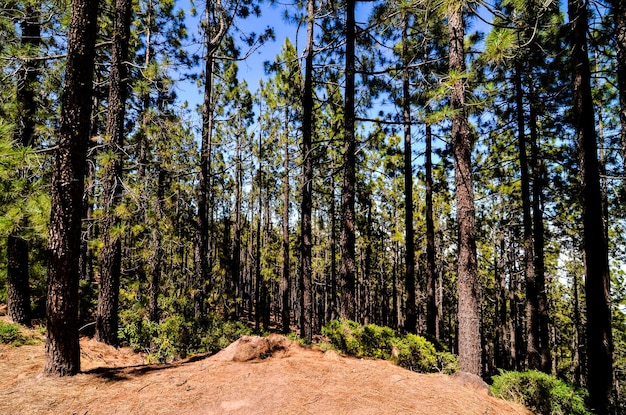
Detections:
0,0,625,413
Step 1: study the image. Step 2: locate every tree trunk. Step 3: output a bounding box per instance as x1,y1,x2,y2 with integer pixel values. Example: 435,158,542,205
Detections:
515,63,542,371
231,130,242,319
96,0,132,346
13,4,40,149
572,268,583,387
401,14,416,334
45,0,99,376
448,1,481,376
425,120,437,338
7,4,40,328
330,154,338,322
528,85,551,373
609,0,626,167
195,41,216,320
148,169,166,323
568,0,614,412
7,236,31,326
281,108,291,334
340,0,357,321
299,0,315,342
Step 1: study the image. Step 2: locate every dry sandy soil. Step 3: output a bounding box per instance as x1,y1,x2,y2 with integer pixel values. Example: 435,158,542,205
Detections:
0,319,532,415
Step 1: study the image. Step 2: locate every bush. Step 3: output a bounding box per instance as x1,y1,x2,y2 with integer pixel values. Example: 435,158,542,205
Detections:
321,319,457,374
0,320,21,344
490,370,591,415
118,312,254,363
360,324,397,359
394,333,439,373
198,315,253,354
0,320,39,346
321,319,362,355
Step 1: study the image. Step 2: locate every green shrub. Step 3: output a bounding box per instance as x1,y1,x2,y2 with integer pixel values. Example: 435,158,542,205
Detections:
359,323,397,359
151,315,195,362
0,320,21,344
118,312,254,363
321,319,457,374
436,351,459,375
394,333,439,373
321,319,362,355
490,370,591,415
0,320,39,346
118,312,159,353
198,315,253,354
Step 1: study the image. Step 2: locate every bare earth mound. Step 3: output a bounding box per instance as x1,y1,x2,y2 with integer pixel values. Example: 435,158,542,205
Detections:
0,328,531,414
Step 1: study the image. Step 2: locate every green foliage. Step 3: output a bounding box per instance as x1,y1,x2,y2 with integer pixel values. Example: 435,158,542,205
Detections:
394,333,458,374
0,320,21,344
490,370,591,415
0,320,39,346
322,319,362,355
118,312,253,363
321,319,457,374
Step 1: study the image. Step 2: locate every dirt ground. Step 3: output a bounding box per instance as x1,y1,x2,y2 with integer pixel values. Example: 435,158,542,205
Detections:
0,319,532,415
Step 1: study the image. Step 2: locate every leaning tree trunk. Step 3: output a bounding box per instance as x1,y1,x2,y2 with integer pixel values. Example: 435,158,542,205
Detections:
568,0,614,413
448,0,481,376
45,0,99,376
96,0,132,346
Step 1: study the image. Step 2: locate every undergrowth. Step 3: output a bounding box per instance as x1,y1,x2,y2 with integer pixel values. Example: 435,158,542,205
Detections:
0,320,39,346
490,370,591,415
321,319,458,374
118,311,254,363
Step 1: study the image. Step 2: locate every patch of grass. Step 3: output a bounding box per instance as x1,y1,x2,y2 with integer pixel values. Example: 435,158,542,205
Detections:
490,370,591,415
0,320,39,346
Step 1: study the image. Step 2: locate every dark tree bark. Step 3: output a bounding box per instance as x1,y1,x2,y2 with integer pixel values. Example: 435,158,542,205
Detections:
425,121,437,338
494,235,510,370
231,130,243,319
195,52,215,320
572,268,583,387
514,63,542,371
299,0,314,341
330,153,338,322
528,88,551,373
195,5,230,320
13,4,40,148
7,236,31,326
340,0,357,321
96,0,132,346
608,0,626,165
281,108,292,334
448,1,481,376
7,4,40,328
401,14,416,334
45,0,99,376
568,0,614,412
